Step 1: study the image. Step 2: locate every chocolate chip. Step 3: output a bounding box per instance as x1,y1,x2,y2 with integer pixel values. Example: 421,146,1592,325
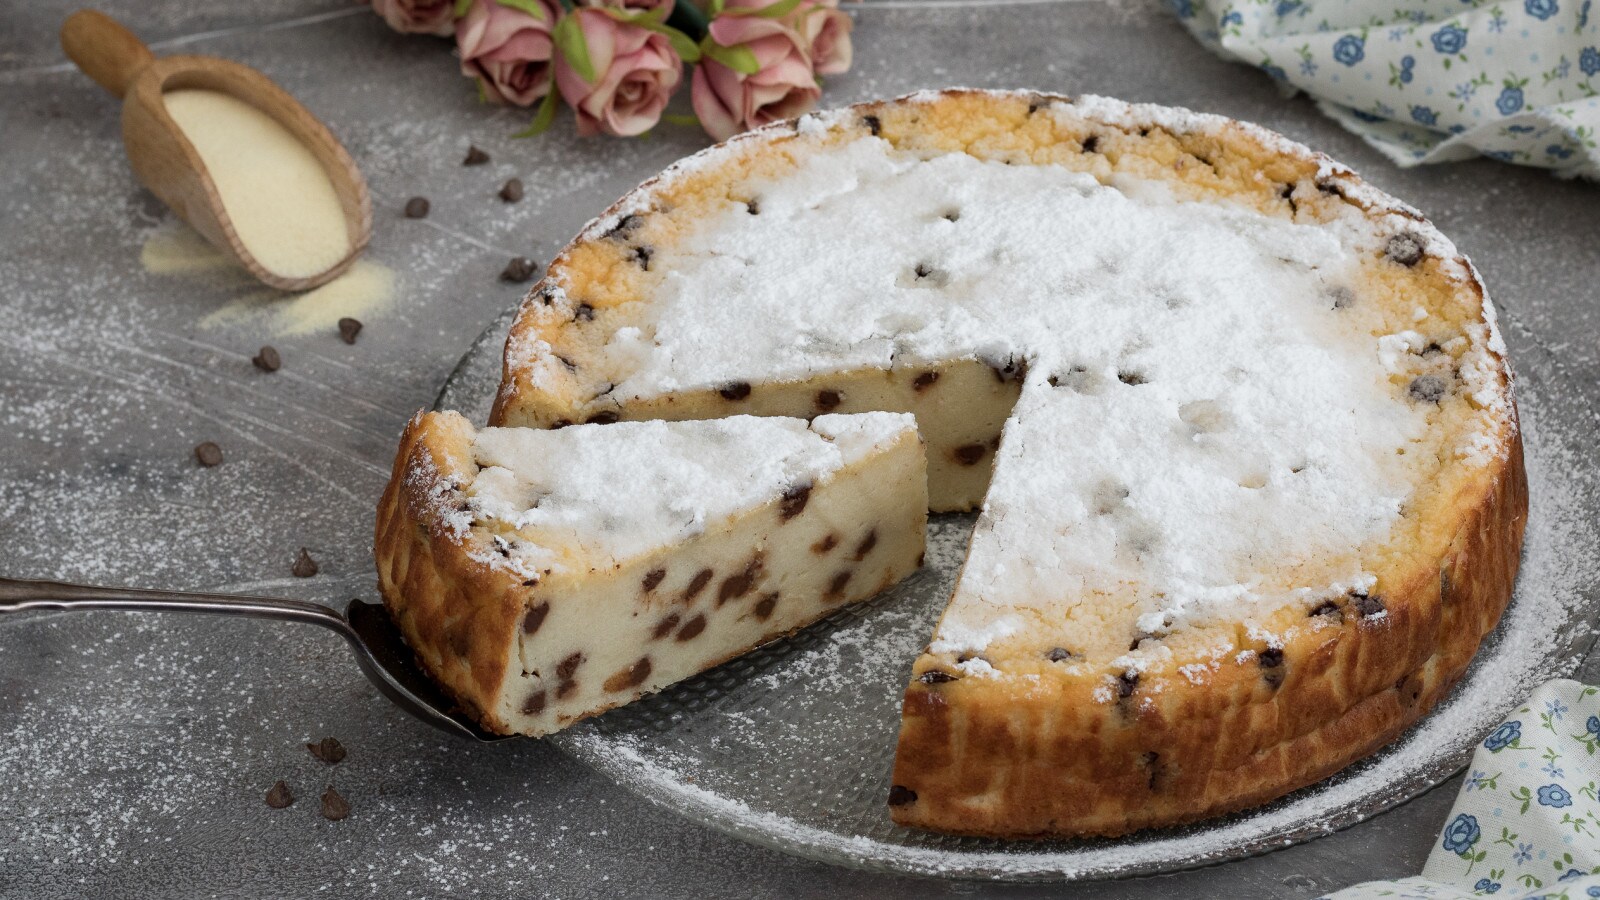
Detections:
684,568,713,601
632,245,653,270
1046,647,1074,662
306,736,346,764
463,145,490,165
913,371,939,392
1118,671,1140,698
320,786,350,821
1118,369,1147,386
501,256,537,282
651,613,681,640
604,657,652,692
499,178,524,203
953,444,987,466
746,198,761,216
942,209,960,222
913,262,934,279
194,441,223,467
252,346,281,372
814,389,842,411
550,419,573,429
522,690,546,715
991,357,1028,384
404,197,430,219
605,214,642,240
574,303,595,322
556,651,585,681
919,670,957,685
812,533,839,554
719,381,752,401
1258,648,1284,668
779,483,811,520
718,564,759,605
753,593,778,620
555,679,579,700
265,780,294,808
522,601,550,635
642,568,666,592
1081,134,1100,153
862,114,882,136
1141,751,1165,791
1350,591,1386,618
853,529,877,560
826,570,851,599
1385,232,1425,267
1309,600,1343,621
585,411,620,425
1408,374,1448,403
887,785,917,806
337,317,362,344
291,548,319,578
675,613,706,641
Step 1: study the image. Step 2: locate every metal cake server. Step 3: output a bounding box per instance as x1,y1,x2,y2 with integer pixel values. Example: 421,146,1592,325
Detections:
0,577,513,743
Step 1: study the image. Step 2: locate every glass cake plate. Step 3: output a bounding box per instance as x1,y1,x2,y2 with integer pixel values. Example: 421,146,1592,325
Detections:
434,304,1600,881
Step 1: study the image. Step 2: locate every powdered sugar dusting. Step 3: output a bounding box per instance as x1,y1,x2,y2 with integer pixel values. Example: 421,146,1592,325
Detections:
466,413,914,573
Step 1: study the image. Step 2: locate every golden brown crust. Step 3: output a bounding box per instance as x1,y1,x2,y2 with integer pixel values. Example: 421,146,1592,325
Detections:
374,411,524,733
890,427,1525,837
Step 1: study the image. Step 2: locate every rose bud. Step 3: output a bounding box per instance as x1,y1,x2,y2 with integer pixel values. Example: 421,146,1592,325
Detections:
456,0,562,107
691,14,820,141
554,8,684,137
370,0,456,37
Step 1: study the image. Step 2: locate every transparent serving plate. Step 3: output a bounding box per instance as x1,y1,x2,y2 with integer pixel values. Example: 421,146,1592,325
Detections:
434,305,1600,881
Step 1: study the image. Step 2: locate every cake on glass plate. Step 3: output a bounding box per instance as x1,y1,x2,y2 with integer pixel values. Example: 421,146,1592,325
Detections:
405,89,1524,838
376,410,927,737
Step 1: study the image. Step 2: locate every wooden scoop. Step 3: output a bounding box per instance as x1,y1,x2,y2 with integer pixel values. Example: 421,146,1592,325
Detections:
60,9,372,292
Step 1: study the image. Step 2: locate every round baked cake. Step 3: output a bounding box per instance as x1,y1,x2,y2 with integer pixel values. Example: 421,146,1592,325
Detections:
488,90,1526,838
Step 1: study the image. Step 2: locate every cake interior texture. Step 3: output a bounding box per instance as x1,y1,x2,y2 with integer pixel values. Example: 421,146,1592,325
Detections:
377,411,928,737
474,90,1524,836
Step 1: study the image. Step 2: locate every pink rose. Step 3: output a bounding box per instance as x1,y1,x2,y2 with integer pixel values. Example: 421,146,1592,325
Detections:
579,0,676,15
691,15,820,141
791,0,852,76
554,9,683,137
370,0,455,37
456,0,561,107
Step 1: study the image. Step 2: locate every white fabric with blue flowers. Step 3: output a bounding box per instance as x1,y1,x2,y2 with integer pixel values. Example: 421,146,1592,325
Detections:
1171,0,1600,178
1325,680,1600,898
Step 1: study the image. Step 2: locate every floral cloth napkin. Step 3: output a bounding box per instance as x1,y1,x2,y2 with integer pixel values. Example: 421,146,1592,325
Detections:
1170,0,1600,178
1326,680,1600,899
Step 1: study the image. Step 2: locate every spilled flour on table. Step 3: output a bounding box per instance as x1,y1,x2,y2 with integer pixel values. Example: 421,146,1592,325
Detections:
139,222,397,337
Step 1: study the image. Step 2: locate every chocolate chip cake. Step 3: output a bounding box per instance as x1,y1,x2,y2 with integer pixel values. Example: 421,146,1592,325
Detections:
487,89,1526,838
375,410,927,736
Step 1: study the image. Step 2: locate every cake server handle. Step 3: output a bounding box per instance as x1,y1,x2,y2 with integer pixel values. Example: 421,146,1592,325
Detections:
0,576,504,742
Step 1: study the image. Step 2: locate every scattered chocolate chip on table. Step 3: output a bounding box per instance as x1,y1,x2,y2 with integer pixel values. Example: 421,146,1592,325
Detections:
337,317,362,344
252,345,281,372
291,548,319,578
404,196,429,219
193,441,223,467
265,780,294,809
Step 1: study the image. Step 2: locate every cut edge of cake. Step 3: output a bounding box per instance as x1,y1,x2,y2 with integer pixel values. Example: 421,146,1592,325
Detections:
374,409,929,736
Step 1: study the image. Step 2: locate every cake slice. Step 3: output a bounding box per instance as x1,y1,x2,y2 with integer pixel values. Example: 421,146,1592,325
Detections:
374,410,927,736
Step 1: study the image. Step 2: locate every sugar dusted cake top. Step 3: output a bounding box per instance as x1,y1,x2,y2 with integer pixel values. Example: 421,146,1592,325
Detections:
446,413,916,578
498,90,1515,667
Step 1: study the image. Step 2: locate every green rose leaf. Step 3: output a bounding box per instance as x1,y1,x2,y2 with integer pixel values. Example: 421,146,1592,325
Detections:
497,0,550,20
701,38,760,75
723,0,806,17
513,87,562,138
554,14,597,83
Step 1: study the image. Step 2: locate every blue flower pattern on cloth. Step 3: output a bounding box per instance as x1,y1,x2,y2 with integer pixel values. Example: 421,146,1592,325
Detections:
1323,681,1600,900
1172,0,1600,177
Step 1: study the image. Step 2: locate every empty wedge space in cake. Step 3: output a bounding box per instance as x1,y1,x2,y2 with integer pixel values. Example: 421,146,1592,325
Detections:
375,411,928,736
483,90,1525,838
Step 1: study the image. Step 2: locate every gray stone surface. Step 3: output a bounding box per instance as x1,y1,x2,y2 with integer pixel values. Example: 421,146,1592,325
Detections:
1,1,1596,897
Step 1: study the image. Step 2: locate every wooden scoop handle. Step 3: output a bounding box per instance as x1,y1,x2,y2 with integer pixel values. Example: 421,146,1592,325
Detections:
60,9,155,98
